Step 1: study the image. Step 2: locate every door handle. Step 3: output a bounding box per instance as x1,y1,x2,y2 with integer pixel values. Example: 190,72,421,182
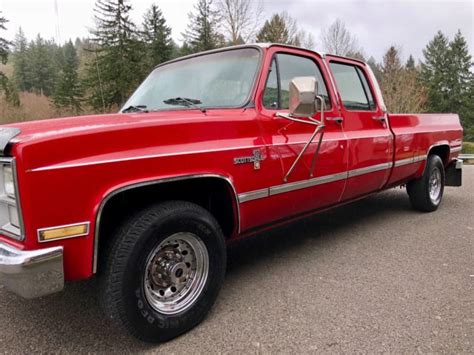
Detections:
372,115,386,123
326,117,344,124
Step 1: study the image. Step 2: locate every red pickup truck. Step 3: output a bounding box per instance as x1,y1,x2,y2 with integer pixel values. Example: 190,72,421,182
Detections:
0,44,463,342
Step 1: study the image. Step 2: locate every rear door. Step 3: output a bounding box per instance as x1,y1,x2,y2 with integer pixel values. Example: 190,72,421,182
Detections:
327,58,393,201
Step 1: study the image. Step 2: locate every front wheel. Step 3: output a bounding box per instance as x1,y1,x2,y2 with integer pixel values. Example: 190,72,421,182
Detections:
100,201,226,343
407,154,445,212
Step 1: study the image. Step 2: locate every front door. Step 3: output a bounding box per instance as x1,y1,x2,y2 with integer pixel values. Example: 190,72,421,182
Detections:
258,49,348,219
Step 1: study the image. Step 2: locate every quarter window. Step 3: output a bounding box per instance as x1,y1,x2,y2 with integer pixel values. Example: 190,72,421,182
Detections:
263,53,331,110
329,62,376,111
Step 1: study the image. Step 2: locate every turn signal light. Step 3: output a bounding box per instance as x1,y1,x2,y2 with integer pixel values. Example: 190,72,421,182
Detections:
38,223,89,242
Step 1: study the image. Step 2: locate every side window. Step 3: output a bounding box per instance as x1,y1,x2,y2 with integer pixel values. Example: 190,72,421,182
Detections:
263,59,279,108
329,62,375,111
263,53,331,110
356,67,376,110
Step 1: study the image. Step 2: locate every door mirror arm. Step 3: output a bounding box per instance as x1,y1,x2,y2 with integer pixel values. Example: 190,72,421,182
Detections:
275,77,326,182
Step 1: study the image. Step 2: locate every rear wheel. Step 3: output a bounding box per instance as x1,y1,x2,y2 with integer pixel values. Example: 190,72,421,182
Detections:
100,201,226,343
407,154,445,212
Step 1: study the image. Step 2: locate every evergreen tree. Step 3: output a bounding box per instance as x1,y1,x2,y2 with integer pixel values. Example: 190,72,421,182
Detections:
0,12,19,106
446,30,473,129
141,4,173,69
27,35,58,96
0,13,9,66
420,31,450,112
53,40,84,114
405,54,415,70
85,0,143,110
12,27,31,91
380,46,426,113
382,46,402,75
256,14,291,44
367,56,382,83
183,0,223,53
0,13,11,93
421,30,473,131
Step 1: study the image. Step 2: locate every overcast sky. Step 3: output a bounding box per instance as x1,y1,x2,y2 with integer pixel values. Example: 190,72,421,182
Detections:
0,0,472,62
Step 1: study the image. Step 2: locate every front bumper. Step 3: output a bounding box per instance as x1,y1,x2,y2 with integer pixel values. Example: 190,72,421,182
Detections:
0,241,64,299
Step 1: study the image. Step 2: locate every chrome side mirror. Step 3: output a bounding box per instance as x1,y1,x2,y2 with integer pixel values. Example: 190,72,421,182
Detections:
289,76,318,117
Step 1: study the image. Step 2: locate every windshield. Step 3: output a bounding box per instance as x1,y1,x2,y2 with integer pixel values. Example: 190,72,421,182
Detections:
121,48,261,112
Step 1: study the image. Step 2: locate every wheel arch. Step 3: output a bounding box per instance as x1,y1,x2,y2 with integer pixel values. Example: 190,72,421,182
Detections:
93,174,240,274
417,142,450,177
428,143,450,166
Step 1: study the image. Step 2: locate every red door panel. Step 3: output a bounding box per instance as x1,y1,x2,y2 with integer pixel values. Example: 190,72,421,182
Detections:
241,48,348,230
326,58,393,201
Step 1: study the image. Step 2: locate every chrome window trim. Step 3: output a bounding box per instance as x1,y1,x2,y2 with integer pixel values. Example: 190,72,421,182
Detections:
93,174,240,274
123,46,264,113
37,221,91,243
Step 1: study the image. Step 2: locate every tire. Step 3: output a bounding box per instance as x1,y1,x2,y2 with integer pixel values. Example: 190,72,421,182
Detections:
407,154,445,212
99,201,226,343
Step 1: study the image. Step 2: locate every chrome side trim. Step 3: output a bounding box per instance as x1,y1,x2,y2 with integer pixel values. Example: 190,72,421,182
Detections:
93,174,240,274
238,188,269,203
238,156,429,204
394,157,414,167
347,162,393,178
394,154,427,167
0,241,64,299
413,154,427,162
37,221,91,243
270,172,348,195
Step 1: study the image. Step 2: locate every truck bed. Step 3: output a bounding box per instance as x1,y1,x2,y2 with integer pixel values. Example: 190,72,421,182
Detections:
387,113,462,186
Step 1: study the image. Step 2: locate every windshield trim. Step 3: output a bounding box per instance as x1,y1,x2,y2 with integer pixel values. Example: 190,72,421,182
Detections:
120,45,264,113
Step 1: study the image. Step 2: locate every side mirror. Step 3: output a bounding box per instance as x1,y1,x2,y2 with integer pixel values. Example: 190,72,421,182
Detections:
289,76,318,117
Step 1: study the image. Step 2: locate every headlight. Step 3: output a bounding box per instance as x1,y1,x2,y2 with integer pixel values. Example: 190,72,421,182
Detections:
3,165,15,198
0,159,23,240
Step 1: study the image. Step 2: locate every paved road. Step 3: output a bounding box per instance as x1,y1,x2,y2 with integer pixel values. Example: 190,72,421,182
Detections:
1,167,473,353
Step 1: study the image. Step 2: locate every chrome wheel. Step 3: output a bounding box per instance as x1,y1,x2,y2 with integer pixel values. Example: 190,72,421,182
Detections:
144,232,209,315
429,167,442,204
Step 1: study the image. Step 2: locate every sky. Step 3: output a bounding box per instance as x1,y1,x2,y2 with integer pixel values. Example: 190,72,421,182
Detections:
0,0,472,62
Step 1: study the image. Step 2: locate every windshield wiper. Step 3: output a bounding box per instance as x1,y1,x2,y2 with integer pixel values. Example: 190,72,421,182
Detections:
122,105,149,113
163,97,206,114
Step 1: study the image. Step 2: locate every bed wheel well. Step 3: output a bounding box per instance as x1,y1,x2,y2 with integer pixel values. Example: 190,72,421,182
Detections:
428,145,450,166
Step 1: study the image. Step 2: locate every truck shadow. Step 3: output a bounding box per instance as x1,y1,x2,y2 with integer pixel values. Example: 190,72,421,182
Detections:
1,189,411,351
226,189,410,274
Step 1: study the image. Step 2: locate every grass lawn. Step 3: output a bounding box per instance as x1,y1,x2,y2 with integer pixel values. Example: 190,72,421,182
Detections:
462,142,474,154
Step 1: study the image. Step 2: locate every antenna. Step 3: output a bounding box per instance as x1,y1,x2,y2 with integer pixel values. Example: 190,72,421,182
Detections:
54,0,61,43
94,50,106,112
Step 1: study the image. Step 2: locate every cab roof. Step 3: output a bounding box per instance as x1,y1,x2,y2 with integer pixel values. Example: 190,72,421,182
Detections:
155,43,367,70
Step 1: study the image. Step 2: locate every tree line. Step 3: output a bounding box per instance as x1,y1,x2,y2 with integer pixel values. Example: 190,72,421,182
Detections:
0,0,472,139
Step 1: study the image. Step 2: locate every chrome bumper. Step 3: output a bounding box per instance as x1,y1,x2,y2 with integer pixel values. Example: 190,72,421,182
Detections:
0,241,64,299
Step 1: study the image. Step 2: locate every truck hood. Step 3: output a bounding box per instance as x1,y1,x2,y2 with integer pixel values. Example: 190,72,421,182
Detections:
2,109,252,171
4,111,208,145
